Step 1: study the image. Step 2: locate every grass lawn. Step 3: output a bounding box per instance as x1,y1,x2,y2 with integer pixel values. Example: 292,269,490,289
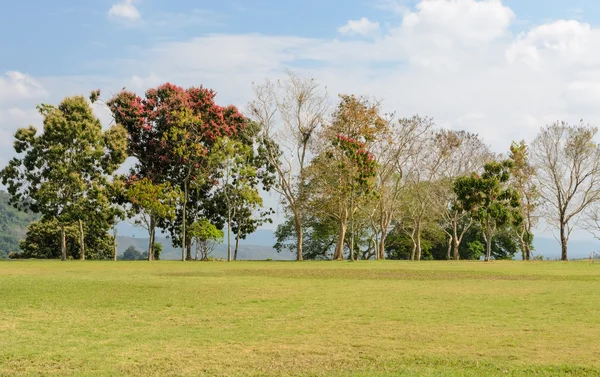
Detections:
1,260,600,376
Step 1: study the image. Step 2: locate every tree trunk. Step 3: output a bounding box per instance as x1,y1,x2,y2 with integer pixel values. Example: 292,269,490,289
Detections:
334,211,348,261
186,238,192,261
518,236,526,261
452,216,460,260
484,225,493,262
227,209,232,262
195,241,199,261
410,229,416,261
234,233,240,261
293,214,303,261
378,232,386,260
416,223,422,261
79,219,85,261
524,243,531,261
350,193,355,261
148,217,156,261
60,225,67,261
446,235,452,260
181,180,188,262
560,221,568,261
113,228,118,261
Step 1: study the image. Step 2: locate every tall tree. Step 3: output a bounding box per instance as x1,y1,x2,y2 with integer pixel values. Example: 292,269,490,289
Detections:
454,160,521,261
369,115,430,260
1,96,127,260
398,123,458,260
125,177,179,261
210,137,264,262
530,122,600,261
108,84,247,261
306,95,382,260
249,71,328,261
509,141,538,260
432,131,491,260
188,219,223,261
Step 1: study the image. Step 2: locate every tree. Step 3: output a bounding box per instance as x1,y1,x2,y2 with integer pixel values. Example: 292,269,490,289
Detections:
125,177,179,261
432,131,491,260
1,96,127,261
306,95,382,260
531,122,600,261
369,115,430,260
16,218,113,259
454,160,521,261
397,122,458,260
249,71,328,261
188,219,223,261
509,141,538,260
210,137,260,261
274,215,338,260
108,84,247,261
122,246,144,261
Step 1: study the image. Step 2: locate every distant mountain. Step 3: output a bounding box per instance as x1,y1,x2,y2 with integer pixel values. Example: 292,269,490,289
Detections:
115,229,600,261
115,234,293,261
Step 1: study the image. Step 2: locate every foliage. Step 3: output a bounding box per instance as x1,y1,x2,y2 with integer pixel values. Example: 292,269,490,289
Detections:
0,95,127,260
454,160,521,261
122,246,145,261
14,218,113,259
509,140,538,261
108,83,247,261
274,216,338,260
188,218,224,261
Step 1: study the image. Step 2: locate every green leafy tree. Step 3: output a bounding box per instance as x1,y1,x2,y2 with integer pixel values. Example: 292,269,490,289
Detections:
454,160,521,261
125,177,179,261
210,138,254,262
122,246,144,261
188,219,223,261
509,141,538,260
307,95,383,261
274,216,339,260
16,218,113,259
0,95,127,260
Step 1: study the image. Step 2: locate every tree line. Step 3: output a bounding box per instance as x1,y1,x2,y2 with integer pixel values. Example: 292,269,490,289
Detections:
2,72,600,262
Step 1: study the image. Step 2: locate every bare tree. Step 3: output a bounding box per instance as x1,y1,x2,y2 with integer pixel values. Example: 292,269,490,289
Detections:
396,118,453,260
248,71,328,261
433,131,491,260
369,115,430,260
531,121,600,261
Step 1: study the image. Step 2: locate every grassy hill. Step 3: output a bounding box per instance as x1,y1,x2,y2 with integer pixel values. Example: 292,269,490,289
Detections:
1,260,600,376
0,191,39,258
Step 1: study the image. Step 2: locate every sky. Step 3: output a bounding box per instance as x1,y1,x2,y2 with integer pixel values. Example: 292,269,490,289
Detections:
3,0,600,239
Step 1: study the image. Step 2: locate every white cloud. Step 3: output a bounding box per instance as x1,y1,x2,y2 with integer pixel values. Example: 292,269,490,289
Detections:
338,18,380,36
0,71,47,100
507,20,592,68
108,0,141,21
7,0,600,179
400,0,515,43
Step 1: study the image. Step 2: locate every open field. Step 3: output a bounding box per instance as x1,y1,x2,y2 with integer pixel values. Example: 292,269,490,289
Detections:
1,261,600,376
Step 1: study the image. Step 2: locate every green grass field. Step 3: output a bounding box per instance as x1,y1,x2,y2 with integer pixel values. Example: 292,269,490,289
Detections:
1,260,600,376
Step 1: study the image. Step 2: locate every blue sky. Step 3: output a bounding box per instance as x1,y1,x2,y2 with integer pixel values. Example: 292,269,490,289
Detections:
1,0,599,76
3,0,600,242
